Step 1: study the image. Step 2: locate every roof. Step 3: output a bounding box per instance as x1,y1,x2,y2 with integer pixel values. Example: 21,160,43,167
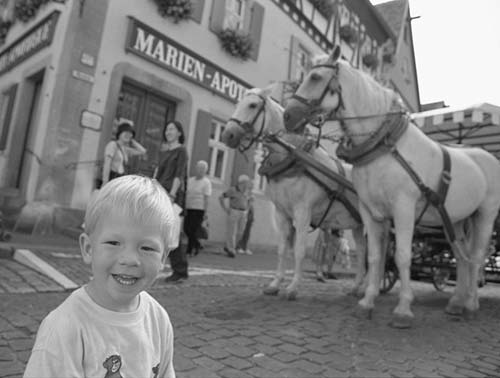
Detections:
375,0,408,37
411,103,500,158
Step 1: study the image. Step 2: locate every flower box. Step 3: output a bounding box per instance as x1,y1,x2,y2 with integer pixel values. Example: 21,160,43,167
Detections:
339,24,358,44
218,28,253,61
153,0,192,23
362,53,379,69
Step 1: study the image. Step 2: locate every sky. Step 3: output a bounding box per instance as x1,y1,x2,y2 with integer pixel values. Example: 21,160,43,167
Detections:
371,0,500,109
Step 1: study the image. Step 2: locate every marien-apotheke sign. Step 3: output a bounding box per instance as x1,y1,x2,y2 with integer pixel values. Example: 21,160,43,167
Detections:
0,11,60,76
126,17,251,103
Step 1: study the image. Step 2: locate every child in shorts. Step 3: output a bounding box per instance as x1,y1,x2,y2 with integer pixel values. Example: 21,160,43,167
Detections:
24,175,178,378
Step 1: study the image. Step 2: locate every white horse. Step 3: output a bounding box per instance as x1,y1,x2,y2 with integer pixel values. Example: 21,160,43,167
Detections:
283,47,500,327
221,86,368,299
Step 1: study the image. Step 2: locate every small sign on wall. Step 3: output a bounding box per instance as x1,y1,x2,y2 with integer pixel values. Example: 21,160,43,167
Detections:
80,110,102,131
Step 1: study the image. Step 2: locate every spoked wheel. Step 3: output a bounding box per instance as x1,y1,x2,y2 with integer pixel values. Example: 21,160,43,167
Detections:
380,265,398,294
431,267,450,291
380,238,398,294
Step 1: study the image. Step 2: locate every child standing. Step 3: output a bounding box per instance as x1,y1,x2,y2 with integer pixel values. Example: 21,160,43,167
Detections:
24,175,178,378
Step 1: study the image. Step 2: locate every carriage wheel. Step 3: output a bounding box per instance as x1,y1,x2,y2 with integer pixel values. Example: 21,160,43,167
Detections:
431,267,450,291
380,238,398,294
380,265,398,294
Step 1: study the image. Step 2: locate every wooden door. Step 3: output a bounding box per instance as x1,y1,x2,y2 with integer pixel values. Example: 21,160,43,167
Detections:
117,82,176,178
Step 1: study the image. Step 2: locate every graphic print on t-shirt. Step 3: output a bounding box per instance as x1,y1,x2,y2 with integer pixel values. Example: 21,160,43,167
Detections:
102,355,123,378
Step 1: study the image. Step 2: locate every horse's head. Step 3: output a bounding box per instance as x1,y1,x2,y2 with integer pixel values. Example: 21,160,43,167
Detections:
284,46,343,133
222,86,283,150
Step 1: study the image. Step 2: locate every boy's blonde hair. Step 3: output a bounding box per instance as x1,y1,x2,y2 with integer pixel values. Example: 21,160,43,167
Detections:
84,175,178,250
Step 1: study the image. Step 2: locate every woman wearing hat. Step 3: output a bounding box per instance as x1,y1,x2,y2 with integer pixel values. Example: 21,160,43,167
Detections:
101,122,146,187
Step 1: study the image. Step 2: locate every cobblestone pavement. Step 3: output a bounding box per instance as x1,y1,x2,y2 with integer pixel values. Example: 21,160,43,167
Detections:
1,236,500,377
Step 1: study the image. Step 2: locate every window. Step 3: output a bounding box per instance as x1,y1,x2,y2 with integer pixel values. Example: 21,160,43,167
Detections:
208,118,229,180
252,142,266,192
224,0,245,30
295,45,310,82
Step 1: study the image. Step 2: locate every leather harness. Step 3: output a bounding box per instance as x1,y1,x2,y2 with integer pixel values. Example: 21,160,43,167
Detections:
337,112,455,242
258,134,361,228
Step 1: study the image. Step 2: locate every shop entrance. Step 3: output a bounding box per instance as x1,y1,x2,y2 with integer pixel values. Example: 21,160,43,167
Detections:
116,82,176,177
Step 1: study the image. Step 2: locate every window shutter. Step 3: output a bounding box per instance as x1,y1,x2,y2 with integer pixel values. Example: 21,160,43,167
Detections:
0,84,18,151
209,0,226,34
189,109,212,175
190,0,205,24
248,1,264,61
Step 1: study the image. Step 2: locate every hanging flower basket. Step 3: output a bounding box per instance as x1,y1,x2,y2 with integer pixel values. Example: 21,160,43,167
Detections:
310,0,334,19
339,24,358,44
0,19,12,45
382,52,394,64
218,28,253,61
362,53,379,69
153,0,192,23
14,0,51,23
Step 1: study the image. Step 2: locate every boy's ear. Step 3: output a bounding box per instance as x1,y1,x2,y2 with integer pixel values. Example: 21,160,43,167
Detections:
79,233,93,265
160,249,170,268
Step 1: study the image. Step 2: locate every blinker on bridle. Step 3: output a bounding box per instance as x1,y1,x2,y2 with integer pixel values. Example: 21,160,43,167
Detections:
290,63,345,129
228,93,267,152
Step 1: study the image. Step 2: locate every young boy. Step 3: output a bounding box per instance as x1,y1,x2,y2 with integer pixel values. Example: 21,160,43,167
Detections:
24,175,178,378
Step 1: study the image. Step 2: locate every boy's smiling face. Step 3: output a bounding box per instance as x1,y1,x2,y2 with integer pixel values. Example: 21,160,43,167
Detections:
80,210,166,312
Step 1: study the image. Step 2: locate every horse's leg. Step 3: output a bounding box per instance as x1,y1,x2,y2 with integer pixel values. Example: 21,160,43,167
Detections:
389,203,416,329
263,209,292,296
350,225,367,296
284,208,310,300
314,231,326,282
446,221,470,315
358,204,385,316
464,210,496,317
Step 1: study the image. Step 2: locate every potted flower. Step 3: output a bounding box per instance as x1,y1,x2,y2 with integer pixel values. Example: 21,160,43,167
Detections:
310,0,334,19
339,24,358,44
362,53,379,69
153,0,192,23
218,28,253,60
14,0,51,23
0,19,12,45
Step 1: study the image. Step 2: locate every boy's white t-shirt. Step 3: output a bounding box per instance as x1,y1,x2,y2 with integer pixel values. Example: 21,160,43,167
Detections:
23,287,175,378
185,176,212,210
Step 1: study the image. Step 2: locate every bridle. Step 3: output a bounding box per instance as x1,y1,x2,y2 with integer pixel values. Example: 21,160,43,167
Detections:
290,63,407,139
228,93,267,152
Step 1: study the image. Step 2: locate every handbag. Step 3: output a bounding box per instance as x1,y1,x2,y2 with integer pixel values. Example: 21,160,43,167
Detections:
197,219,209,240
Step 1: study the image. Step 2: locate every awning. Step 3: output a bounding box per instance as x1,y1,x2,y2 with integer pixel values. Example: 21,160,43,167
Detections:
411,103,500,159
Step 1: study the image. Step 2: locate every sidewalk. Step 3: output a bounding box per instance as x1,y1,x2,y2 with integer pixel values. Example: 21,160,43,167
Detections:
0,232,357,294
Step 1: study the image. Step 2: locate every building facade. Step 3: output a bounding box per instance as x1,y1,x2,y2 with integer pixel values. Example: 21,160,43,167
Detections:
0,0,419,246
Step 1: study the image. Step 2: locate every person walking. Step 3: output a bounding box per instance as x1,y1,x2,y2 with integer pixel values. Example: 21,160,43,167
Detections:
184,160,212,257
156,120,189,283
219,174,252,258
236,179,254,255
100,122,146,187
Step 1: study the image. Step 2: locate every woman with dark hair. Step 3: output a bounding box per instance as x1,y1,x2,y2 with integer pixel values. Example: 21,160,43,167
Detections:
156,120,189,283
101,122,146,187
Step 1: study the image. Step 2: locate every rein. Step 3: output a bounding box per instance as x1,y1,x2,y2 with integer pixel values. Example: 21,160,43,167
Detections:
228,93,267,152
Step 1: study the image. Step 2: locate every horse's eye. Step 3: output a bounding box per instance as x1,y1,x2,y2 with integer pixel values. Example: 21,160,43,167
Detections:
310,73,321,82
249,103,257,109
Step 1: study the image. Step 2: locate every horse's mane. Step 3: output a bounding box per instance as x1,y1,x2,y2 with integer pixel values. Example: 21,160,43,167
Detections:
313,54,404,114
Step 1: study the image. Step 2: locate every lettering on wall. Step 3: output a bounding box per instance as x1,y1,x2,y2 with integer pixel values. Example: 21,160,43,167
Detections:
126,17,251,103
0,11,60,76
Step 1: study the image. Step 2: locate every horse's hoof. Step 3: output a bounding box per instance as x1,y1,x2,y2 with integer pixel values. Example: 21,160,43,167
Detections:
354,305,373,320
389,314,413,329
463,308,478,321
284,290,297,301
445,303,464,316
263,287,279,296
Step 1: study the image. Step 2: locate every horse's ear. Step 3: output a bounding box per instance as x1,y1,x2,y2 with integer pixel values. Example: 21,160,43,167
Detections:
261,83,277,97
328,45,341,64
